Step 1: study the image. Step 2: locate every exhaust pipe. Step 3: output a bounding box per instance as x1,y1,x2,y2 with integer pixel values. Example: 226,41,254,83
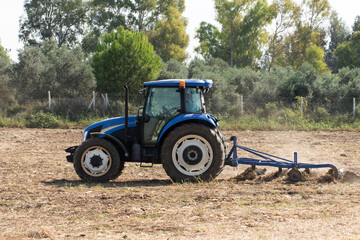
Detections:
124,86,129,144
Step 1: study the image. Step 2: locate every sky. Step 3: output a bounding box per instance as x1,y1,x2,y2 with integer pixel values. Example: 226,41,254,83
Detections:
0,0,359,62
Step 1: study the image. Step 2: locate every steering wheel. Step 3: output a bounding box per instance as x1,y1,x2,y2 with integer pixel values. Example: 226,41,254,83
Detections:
162,106,178,119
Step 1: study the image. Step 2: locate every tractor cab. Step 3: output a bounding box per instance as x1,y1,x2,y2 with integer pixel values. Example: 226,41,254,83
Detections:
142,79,209,145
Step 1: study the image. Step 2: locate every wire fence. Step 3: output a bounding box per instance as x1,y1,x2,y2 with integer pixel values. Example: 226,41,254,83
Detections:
44,91,360,120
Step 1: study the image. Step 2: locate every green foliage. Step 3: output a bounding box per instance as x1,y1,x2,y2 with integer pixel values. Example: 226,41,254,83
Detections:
26,111,62,128
188,58,240,115
233,0,274,67
0,40,10,69
19,0,87,47
335,31,360,70
0,40,15,106
313,106,330,122
263,102,278,119
279,0,331,70
149,6,189,62
312,72,340,109
195,22,222,60
196,0,273,68
83,0,185,54
267,0,301,70
325,12,350,72
278,63,318,101
11,40,95,101
158,59,188,79
92,27,162,97
305,45,328,74
353,16,360,32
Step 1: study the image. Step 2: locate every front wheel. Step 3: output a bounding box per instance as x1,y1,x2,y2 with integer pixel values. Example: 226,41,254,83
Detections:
73,138,124,182
161,124,225,182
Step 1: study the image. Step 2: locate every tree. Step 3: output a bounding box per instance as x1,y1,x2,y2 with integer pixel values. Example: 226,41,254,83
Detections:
0,40,14,105
19,0,87,47
148,6,189,62
214,0,247,67
196,0,273,68
303,0,331,31
325,12,350,72
92,27,162,96
82,0,129,53
234,0,274,68
280,0,331,69
267,0,301,70
11,41,95,101
82,0,185,54
306,45,328,74
0,40,10,69
195,22,222,60
335,31,360,69
352,15,360,32
127,0,158,32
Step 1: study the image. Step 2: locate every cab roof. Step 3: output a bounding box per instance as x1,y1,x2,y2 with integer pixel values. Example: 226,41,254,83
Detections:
143,79,213,88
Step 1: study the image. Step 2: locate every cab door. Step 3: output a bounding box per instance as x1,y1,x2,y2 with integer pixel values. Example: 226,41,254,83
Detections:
142,87,181,145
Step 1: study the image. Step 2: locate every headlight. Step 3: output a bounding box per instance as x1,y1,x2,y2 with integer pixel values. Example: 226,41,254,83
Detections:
82,131,88,142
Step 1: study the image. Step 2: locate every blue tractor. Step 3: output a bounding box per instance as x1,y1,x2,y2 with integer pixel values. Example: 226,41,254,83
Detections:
66,79,227,182
66,78,339,183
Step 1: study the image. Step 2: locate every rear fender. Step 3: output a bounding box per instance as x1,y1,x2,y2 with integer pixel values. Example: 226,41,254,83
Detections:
157,113,218,144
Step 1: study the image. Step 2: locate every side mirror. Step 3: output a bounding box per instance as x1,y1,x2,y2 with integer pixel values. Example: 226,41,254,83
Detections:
137,89,144,104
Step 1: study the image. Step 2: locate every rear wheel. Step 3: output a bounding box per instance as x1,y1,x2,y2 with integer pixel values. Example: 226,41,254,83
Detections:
73,138,124,182
161,124,225,182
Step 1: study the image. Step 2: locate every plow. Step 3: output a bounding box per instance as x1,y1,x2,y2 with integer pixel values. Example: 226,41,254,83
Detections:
225,136,339,182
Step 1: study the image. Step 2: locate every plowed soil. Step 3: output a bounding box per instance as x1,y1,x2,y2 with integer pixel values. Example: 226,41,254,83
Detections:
1,128,360,240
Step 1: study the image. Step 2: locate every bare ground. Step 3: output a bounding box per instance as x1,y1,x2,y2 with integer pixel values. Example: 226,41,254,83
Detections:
0,128,360,240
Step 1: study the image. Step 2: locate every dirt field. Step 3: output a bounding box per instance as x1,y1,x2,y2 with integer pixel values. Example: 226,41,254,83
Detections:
1,128,360,240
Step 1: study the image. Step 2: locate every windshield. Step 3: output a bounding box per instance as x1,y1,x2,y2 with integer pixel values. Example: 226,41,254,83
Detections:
145,87,181,118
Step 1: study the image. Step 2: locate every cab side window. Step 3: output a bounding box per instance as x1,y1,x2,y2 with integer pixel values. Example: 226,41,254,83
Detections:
185,88,202,113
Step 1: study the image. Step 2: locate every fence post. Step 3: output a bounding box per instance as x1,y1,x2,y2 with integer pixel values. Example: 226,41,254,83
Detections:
106,93,109,108
353,97,356,118
88,91,96,111
240,95,244,116
101,93,110,109
300,97,303,115
48,91,51,110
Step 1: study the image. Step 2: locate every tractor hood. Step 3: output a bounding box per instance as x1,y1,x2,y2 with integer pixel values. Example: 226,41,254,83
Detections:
83,115,137,140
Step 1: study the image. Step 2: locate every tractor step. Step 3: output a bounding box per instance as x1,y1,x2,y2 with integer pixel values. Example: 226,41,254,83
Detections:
140,162,153,168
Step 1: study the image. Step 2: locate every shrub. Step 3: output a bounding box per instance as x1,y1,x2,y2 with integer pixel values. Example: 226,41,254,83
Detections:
313,107,330,122
263,102,278,119
26,111,61,128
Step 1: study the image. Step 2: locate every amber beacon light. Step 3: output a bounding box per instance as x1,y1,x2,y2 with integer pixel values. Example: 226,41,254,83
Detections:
179,80,186,88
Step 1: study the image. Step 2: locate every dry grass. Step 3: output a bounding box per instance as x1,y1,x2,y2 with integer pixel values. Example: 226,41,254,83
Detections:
1,128,360,239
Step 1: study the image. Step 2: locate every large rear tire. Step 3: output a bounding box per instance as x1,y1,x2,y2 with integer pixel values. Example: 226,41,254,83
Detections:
161,124,225,182
73,138,124,182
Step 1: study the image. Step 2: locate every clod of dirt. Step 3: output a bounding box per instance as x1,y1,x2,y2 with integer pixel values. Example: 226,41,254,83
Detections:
27,229,51,239
255,168,267,175
317,169,337,183
339,170,360,183
232,167,257,181
260,169,285,182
